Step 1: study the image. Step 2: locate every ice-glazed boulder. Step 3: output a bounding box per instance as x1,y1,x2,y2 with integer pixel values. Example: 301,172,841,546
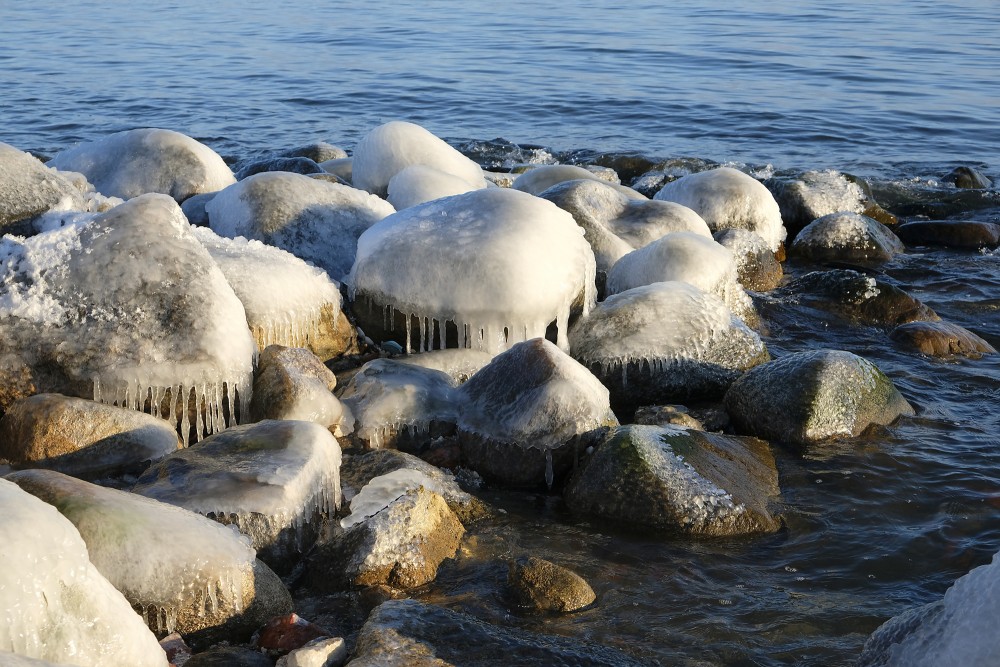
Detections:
606,231,757,326
249,346,347,434
456,338,617,488
395,348,495,384
206,171,394,281
0,394,180,480
339,468,447,529
654,167,786,252
0,194,256,444
765,169,868,234
133,420,342,572
0,142,86,233
0,478,167,667
790,211,904,264
47,128,235,201
352,121,487,198
564,425,781,536
193,227,357,360
569,282,769,411
349,187,596,354
724,349,914,446
387,164,482,210
513,164,616,196
714,228,783,291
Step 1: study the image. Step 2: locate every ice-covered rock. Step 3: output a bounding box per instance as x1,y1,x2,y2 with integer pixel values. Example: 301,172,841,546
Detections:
890,320,996,358
387,165,482,210
724,349,914,446
507,556,596,613
320,158,353,184
48,128,235,201
790,211,904,264
352,121,486,198
565,425,781,536
606,232,757,325
133,420,342,571
349,188,596,354
513,164,614,196
0,478,167,667
654,167,786,252
394,348,494,384
0,142,85,233
338,358,458,451
569,282,769,411
0,194,256,444
0,394,180,480
0,652,77,666
250,346,348,433
207,171,394,281
281,142,349,164
714,228,783,291
340,468,447,529
765,169,867,234
193,227,357,360
456,338,616,488
276,637,347,667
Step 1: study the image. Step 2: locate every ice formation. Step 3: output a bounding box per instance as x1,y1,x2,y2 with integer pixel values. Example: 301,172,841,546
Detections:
349,188,596,354
206,171,395,281
0,478,167,667
0,194,256,445
395,348,495,384
8,469,256,636
48,128,236,201
654,167,786,251
339,358,458,449
250,346,346,432
192,227,345,353
769,169,867,228
340,468,446,529
387,164,483,210
512,164,609,196
352,121,487,197
0,142,85,230
791,211,904,263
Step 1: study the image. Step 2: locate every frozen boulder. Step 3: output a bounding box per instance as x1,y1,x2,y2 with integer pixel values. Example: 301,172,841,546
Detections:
133,420,342,571
724,349,914,446
890,320,996,358
0,194,256,444
564,425,781,536
281,142,349,164
456,338,617,488
654,167,786,252
387,164,482,210
0,478,167,667
394,348,494,384
352,121,486,198
193,227,357,360
714,228,783,292
568,282,769,411
895,219,1000,250
513,164,615,196
507,556,596,613
276,637,347,667
790,212,904,264
48,128,235,201
0,393,180,480
0,142,85,233
320,158,353,184
250,346,348,434
206,171,394,281
349,188,596,354
339,358,458,451
765,169,868,234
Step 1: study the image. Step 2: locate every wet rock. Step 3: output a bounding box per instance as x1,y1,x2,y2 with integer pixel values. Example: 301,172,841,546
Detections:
942,165,992,190
868,179,1000,219
895,219,1000,249
565,425,781,536
774,270,938,326
236,157,324,180
789,212,904,265
714,228,783,291
0,393,180,480
181,191,216,226
507,556,596,612
250,346,346,432
457,339,616,488
633,404,704,430
347,599,649,667
276,637,346,667
0,141,85,233
764,170,868,236
133,420,342,573
890,321,996,358
185,647,274,667
724,349,914,446
255,613,332,656
281,143,349,164
589,152,659,185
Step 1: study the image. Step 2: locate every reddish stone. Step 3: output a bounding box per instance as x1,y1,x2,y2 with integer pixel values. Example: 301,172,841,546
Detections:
254,613,331,655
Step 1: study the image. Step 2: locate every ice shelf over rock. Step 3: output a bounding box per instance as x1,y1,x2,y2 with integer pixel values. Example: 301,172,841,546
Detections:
395,348,495,384
48,128,235,201
341,468,446,529
0,478,167,667
0,193,256,444
387,164,482,210
349,187,596,354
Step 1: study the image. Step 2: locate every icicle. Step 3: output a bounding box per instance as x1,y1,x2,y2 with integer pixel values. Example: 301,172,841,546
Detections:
544,448,554,489
405,315,411,353
556,309,570,351
92,375,101,403
180,385,191,447
622,361,628,388
438,318,446,351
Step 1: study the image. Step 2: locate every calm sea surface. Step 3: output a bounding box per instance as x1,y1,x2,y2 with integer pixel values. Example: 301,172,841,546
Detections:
3,2,1000,665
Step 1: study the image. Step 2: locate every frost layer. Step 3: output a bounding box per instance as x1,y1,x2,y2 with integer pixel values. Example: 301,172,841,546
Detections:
654,167,786,251
0,478,167,667
387,164,482,210
7,470,256,636
791,211,904,263
0,194,256,444
48,128,235,201
349,188,596,354
341,468,446,528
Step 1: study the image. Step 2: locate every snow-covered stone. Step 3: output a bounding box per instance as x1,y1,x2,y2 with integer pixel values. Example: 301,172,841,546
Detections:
48,128,235,201
0,142,85,233
790,211,904,264
565,425,781,536
654,167,786,251
349,188,596,354
766,170,867,233
387,165,482,210
714,228,783,292
0,478,167,667
352,121,486,198
133,420,342,571
250,346,348,434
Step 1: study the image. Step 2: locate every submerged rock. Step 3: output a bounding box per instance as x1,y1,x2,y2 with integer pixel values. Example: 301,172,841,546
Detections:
790,212,904,264
507,556,596,612
724,349,914,446
250,346,347,432
0,141,85,233
714,228,783,292
890,321,996,358
895,219,1000,249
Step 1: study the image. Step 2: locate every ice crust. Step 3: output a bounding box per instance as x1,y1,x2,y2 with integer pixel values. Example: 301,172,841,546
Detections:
387,164,482,210
513,165,608,196
207,171,395,281
48,128,236,201
7,469,256,636
352,121,487,198
349,188,597,354
0,142,86,228
395,348,495,384
792,211,904,259
0,478,167,667
654,167,786,251
340,468,446,529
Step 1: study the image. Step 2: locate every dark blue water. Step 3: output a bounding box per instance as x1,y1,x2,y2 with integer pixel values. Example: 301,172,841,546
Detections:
3,2,1000,665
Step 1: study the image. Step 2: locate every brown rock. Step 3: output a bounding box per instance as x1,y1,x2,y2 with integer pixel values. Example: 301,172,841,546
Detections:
255,613,331,655
714,229,784,292
250,345,345,431
507,556,596,612
895,220,1000,249
890,321,996,358
633,405,704,430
